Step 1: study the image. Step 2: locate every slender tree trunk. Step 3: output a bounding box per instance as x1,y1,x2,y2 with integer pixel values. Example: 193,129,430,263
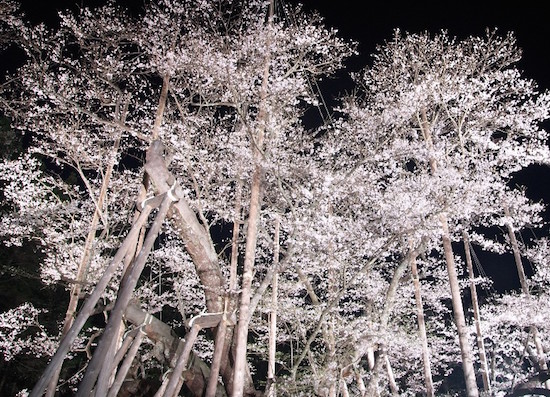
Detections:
419,109,479,397
161,324,202,397
76,193,177,397
504,206,529,294
365,352,382,397
124,303,225,397
30,195,163,397
365,260,407,394
355,369,367,397
325,320,337,397
205,180,243,397
230,178,243,292
384,353,399,396
45,134,123,397
231,150,263,396
410,248,435,397
232,3,273,395
463,231,491,393
504,207,549,388
47,76,170,396
267,218,280,397
152,75,170,141
222,177,244,394
206,315,230,397
106,328,145,397
206,192,248,397
325,215,338,397
532,328,550,389
367,241,426,394
339,376,350,397
440,216,479,397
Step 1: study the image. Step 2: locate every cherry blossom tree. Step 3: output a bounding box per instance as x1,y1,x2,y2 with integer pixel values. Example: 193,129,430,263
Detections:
0,0,355,396
2,1,550,397
333,28,550,396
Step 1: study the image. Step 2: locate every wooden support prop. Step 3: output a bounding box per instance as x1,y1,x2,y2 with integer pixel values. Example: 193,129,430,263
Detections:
30,197,162,397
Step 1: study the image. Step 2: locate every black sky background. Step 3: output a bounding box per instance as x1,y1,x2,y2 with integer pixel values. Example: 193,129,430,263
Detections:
11,0,550,293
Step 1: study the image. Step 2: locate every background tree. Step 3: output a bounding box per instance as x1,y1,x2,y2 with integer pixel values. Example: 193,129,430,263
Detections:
332,28,550,395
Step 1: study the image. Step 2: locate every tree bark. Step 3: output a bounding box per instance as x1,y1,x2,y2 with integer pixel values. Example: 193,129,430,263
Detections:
419,108,479,397
440,215,479,397
232,2,273,395
410,248,435,397
463,231,491,393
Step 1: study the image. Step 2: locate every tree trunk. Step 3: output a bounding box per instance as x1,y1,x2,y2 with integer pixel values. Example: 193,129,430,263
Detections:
30,196,163,397
232,2,273,395
267,218,280,397
384,353,399,396
463,231,491,393
355,369,367,397
367,241,426,394
504,206,529,294
505,207,549,388
45,132,123,397
419,108,479,397
161,324,201,397
106,328,145,397
77,192,177,397
339,377,350,397
145,140,224,314
124,303,227,397
232,162,263,396
440,215,479,397
365,352,381,397
410,248,435,397
533,329,550,389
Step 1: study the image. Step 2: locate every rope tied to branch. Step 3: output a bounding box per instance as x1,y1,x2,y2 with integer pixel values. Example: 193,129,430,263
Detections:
138,312,154,335
166,179,180,202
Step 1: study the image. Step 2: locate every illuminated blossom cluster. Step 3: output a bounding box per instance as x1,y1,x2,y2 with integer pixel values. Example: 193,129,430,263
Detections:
0,2,549,396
